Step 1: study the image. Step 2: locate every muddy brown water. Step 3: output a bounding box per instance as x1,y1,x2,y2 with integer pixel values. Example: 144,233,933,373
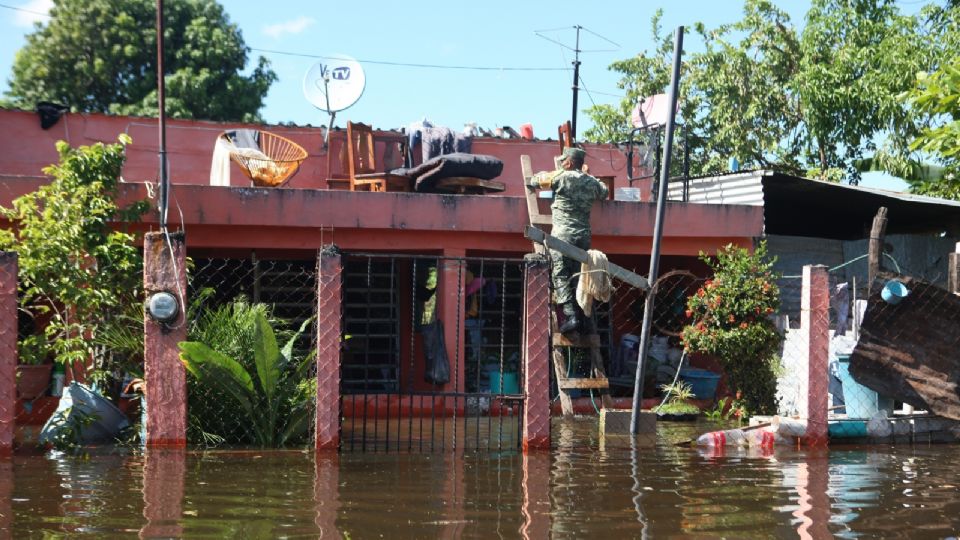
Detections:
4,418,960,538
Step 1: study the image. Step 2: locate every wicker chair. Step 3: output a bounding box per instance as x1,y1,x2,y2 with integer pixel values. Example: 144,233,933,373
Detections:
219,130,308,187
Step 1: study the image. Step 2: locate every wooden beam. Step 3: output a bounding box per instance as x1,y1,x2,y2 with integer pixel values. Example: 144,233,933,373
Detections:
867,206,888,288
524,226,650,290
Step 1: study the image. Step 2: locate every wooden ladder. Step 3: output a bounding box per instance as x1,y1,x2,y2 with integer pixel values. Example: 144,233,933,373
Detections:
521,155,614,416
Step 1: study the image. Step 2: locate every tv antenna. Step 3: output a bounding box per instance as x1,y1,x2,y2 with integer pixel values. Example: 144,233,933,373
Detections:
535,25,620,141
302,55,366,147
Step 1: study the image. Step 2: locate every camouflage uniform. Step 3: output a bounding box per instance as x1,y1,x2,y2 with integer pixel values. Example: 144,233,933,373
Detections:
541,169,608,304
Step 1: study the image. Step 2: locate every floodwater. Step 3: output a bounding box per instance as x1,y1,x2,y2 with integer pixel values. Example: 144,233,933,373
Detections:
5,418,960,538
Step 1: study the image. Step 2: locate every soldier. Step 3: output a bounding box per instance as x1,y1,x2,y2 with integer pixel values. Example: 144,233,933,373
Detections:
528,147,608,334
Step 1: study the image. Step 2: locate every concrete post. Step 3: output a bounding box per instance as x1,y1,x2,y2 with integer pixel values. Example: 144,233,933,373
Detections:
139,449,186,539
316,245,343,451
440,249,466,394
522,254,551,451
143,232,187,447
0,252,16,456
801,264,829,446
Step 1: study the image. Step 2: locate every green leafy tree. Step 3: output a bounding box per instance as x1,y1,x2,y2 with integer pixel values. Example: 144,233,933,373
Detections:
905,58,960,199
6,0,276,122
0,135,148,368
681,242,782,415
586,0,940,184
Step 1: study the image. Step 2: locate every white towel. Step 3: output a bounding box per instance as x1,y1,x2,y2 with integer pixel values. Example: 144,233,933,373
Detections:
576,249,612,316
209,137,232,186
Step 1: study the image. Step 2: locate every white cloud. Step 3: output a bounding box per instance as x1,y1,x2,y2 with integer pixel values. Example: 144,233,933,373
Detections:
262,16,315,39
13,0,53,27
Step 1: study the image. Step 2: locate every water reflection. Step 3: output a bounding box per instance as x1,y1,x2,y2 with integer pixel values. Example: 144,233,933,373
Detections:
4,420,960,537
140,448,185,539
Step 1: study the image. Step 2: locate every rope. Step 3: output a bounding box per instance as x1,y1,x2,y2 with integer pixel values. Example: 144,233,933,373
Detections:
781,252,903,279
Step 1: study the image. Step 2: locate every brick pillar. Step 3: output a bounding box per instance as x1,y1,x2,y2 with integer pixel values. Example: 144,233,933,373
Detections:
523,254,551,451
316,245,343,451
801,265,829,446
143,232,187,447
140,448,186,539
440,249,466,394
0,252,16,456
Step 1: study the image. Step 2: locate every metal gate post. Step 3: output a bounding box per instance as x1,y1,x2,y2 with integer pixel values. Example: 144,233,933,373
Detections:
316,245,343,451
522,254,551,451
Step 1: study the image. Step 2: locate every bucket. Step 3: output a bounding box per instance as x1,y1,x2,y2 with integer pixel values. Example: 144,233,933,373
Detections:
836,356,893,418
519,123,534,140
678,368,721,400
881,280,909,305
488,367,519,395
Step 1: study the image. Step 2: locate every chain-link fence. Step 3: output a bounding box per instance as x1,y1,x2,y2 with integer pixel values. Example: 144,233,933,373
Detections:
185,253,318,448
339,253,526,452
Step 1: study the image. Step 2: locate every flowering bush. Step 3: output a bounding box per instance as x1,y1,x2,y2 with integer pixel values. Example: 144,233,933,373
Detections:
681,242,782,414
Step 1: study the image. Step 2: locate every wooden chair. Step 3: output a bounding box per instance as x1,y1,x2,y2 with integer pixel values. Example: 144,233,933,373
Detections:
346,122,411,192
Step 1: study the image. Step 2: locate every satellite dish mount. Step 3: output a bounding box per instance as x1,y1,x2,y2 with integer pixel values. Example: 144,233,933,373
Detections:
303,55,366,148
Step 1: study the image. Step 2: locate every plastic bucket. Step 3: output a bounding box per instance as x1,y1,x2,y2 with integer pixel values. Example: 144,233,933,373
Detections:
678,369,721,400
881,279,909,305
489,369,519,395
836,356,893,418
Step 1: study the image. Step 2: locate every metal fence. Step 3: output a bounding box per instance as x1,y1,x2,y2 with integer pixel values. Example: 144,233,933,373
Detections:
339,253,526,452
185,253,318,448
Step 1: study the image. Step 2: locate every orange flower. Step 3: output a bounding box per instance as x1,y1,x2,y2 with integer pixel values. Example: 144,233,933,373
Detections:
739,322,749,329
728,314,736,323
697,288,705,298
685,309,693,318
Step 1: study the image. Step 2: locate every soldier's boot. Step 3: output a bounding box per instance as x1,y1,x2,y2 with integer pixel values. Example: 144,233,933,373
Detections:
558,301,581,335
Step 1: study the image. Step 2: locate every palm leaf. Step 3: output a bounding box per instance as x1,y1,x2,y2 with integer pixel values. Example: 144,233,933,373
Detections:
253,313,280,403
179,341,256,417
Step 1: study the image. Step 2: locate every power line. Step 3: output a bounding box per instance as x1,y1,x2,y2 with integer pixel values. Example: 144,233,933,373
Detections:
0,2,51,17
251,48,571,72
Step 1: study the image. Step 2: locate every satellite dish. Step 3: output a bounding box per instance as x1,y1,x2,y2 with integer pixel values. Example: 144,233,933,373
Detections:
302,55,366,113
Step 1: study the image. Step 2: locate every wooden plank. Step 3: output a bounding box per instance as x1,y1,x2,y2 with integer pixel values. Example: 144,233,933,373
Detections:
949,242,960,294
521,155,547,255
867,206,888,288
525,226,650,290
557,377,610,389
434,177,506,194
553,333,601,348
552,348,574,416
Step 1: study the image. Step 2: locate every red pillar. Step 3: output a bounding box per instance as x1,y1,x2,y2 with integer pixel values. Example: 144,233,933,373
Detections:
521,452,551,538
316,245,343,451
439,249,466,394
313,453,341,537
143,232,187,447
523,254,551,451
802,264,829,446
0,252,15,455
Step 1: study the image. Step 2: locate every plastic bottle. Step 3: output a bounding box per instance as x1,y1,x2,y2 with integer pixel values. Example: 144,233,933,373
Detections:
696,428,746,447
50,364,65,397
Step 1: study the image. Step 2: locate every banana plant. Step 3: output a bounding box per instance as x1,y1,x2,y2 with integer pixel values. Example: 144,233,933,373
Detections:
179,312,315,447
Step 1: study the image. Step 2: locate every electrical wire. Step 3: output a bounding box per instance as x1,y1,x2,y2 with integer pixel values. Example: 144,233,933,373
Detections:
0,2,50,17
251,48,571,72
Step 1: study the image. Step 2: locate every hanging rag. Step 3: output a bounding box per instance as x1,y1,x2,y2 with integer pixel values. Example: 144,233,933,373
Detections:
209,136,233,186
833,282,850,336
576,249,612,316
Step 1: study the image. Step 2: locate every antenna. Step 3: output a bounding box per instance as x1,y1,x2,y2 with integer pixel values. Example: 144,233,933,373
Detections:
302,55,366,147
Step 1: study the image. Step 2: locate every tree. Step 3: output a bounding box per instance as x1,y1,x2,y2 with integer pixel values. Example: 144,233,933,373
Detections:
6,0,276,122
0,136,148,369
906,58,960,198
586,0,939,183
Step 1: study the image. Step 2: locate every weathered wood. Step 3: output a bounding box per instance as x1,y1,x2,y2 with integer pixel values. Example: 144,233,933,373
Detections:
552,347,574,416
553,333,602,347
948,242,960,294
520,155,547,255
849,275,960,421
525,226,649,290
557,377,610,389
867,206,888,289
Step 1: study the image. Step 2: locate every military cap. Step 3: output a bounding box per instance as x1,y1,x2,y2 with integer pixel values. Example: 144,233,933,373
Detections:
560,147,586,161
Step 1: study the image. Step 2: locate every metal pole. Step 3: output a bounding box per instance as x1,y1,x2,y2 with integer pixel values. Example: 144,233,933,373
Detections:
570,25,581,141
156,0,168,230
631,26,684,434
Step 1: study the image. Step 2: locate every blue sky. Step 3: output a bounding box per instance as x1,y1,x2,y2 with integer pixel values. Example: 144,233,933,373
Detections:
0,0,912,191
